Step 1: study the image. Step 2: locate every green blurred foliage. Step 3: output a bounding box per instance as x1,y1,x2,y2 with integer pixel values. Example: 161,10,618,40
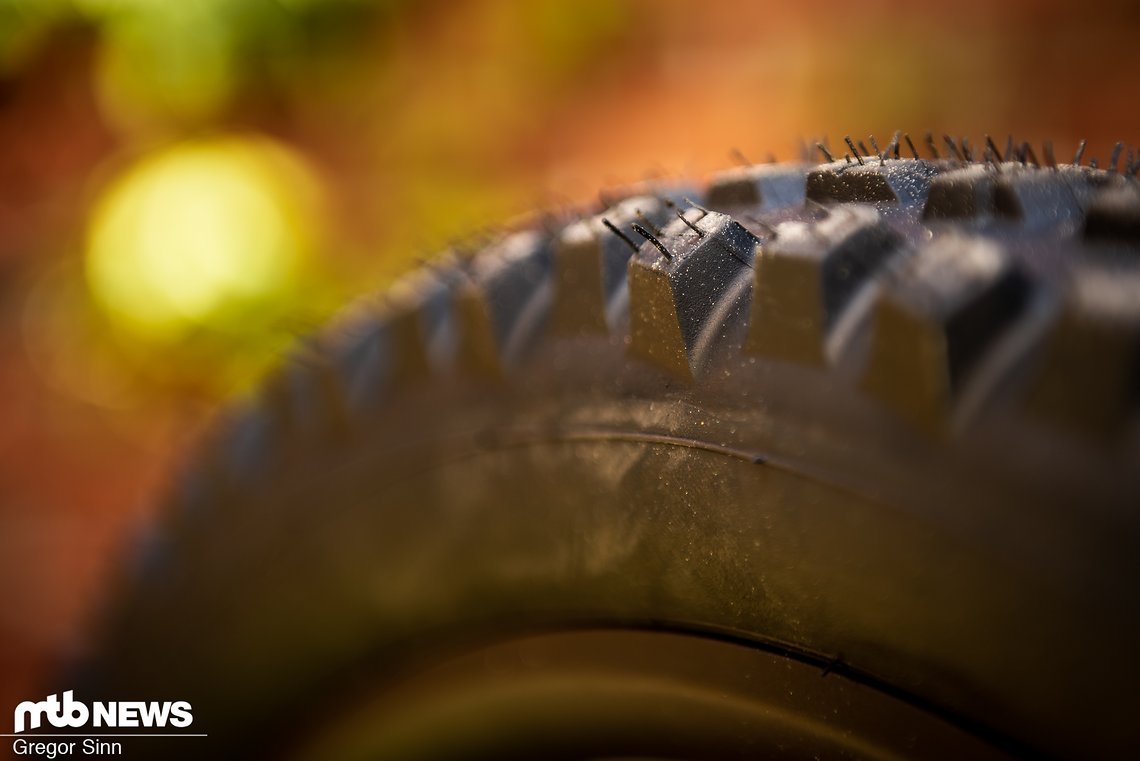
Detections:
0,0,397,131
0,1,68,72
0,0,636,398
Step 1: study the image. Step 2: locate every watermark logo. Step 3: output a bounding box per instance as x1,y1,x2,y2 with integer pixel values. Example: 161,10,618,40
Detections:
7,692,202,757
13,691,193,734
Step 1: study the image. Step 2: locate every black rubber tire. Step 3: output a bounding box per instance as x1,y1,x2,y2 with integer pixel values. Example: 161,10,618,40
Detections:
80,144,1140,761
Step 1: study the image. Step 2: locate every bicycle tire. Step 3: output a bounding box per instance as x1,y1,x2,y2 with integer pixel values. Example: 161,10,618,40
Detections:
79,139,1140,761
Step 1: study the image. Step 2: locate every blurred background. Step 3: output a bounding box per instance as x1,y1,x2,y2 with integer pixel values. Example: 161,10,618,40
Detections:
0,0,1137,721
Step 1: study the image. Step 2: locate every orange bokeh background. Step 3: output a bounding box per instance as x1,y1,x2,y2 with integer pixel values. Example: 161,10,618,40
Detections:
1,0,1137,728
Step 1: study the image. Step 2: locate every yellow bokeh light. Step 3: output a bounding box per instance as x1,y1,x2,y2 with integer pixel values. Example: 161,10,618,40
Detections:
86,136,319,341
